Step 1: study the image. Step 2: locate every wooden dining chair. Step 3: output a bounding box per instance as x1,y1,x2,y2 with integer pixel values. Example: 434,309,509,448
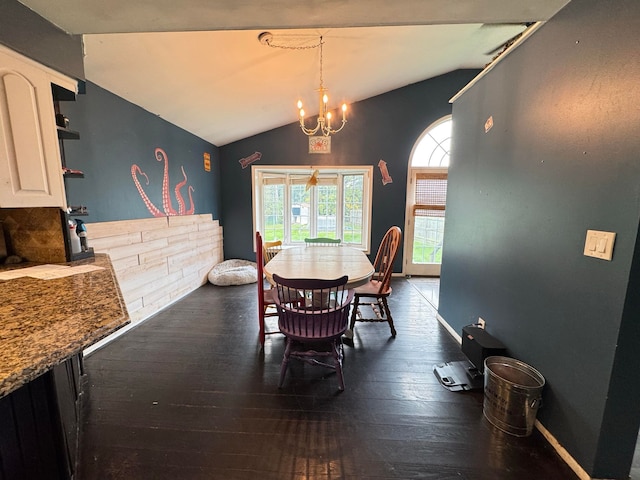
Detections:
263,240,282,262
349,226,402,337
304,237,342,246
256,232,280,346
273,273,354,391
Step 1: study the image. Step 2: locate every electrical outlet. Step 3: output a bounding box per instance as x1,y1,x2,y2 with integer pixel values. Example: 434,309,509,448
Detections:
478,317,486,329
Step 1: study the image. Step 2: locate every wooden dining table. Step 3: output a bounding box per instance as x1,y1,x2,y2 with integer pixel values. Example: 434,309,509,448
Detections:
263,245,374,289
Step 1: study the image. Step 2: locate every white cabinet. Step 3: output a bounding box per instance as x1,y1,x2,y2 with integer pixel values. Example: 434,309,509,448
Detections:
0,45,77,208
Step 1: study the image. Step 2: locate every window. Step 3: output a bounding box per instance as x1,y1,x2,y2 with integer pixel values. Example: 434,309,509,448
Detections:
411,116,451,167
253,166,373,250
404,115,451,276
410,116,451,264
412,172,447,264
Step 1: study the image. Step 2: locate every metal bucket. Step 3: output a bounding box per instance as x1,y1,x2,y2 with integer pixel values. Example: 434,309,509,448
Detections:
483,356,545,437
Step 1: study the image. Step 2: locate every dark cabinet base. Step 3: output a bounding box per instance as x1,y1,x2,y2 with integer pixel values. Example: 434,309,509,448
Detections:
0,354,83,479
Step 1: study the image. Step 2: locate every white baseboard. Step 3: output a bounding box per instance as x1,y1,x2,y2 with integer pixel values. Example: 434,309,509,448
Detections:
83,321,139,356
436,312,591,480
535,421,591,480
436,312,462,344
83,287,196,357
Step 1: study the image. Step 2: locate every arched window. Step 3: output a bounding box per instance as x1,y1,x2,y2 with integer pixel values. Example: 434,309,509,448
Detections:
411,116,451,167
404,115,451,276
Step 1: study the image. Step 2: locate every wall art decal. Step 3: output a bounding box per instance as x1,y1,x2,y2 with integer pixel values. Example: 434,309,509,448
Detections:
485,115,494,133
378,159,393,185
309,136,331,154
131,147,195,217
239,151,262,169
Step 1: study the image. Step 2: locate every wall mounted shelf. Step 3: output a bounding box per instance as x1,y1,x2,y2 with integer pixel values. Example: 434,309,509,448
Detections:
56,126,80,140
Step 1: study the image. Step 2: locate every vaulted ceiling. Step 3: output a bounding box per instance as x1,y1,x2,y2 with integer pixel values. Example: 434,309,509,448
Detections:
19,0,571,146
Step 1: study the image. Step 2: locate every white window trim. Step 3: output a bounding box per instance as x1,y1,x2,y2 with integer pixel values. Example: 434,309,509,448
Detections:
252,165,373,252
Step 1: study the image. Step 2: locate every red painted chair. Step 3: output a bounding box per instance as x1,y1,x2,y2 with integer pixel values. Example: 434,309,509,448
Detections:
349,226,402,337
273,273,354,391
256,232,280,346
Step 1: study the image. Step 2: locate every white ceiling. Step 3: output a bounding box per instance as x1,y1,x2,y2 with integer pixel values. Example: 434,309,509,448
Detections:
19,0,570,146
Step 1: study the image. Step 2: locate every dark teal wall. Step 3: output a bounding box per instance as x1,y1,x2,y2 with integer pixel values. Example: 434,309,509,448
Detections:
62,82,220,222
219,70,479,263
440,0,640,477
0,0,84,81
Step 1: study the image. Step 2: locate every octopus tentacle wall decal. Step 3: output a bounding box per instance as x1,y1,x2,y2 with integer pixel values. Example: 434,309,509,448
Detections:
131,148,196,217
175,165,188,215
131,164,165,217
185,186,195,215
156,147,178,216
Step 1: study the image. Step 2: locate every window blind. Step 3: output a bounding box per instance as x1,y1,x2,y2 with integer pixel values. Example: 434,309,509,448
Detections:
413,172,447,217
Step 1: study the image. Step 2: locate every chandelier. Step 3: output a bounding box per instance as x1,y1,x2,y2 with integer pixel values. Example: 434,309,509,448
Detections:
260,33,348,137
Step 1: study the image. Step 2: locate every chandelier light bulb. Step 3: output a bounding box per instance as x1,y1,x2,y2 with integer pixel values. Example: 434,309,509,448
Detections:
297,100,303,109
323,94,328,104
342,103,347,113
299,108,305,118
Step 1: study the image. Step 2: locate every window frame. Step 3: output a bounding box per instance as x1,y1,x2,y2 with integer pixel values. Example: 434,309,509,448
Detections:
252,165,373,252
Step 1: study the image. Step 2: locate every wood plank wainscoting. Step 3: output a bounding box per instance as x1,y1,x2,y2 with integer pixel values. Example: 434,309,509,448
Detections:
84,214,223,349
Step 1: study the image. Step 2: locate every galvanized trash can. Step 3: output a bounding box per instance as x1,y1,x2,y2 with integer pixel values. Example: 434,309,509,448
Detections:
483,356,545,437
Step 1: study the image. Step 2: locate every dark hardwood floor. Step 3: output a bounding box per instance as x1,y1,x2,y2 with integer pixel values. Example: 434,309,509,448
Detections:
78,277,580,479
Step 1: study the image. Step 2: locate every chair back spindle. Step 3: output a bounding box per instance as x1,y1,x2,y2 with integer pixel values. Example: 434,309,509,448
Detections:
370,226,402,294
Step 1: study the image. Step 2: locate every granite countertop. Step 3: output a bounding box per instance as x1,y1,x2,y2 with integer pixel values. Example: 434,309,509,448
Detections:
0,253,129,398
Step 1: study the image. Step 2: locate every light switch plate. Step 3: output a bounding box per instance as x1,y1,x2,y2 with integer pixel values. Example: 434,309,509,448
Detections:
584,230,616,261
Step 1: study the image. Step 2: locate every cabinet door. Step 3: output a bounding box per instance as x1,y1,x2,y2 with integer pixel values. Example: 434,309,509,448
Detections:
52,353,83,479
0,46,66,208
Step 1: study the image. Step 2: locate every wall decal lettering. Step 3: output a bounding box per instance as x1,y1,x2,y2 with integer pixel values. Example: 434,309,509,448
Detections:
131,147,195,217
239,151,262,169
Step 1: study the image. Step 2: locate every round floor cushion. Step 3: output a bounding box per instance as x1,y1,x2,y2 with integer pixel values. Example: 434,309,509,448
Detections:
208,259,258,286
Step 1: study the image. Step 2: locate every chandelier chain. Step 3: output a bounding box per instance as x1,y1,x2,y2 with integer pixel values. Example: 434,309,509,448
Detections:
319,37,324,90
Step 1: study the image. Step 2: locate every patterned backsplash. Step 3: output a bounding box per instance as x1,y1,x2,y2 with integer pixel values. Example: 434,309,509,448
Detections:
0,207,67,264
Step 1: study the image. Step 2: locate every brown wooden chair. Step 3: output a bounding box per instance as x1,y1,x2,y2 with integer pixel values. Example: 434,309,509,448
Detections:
256,232,280,346
349,226,402,337
273,273,354,391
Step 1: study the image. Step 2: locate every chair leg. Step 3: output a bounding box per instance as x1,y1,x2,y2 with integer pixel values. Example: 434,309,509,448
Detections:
278,339,292,388
381,296,396,337
259,314,265,346
333,339,345,391
349,295,360,331
349,293,396,338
